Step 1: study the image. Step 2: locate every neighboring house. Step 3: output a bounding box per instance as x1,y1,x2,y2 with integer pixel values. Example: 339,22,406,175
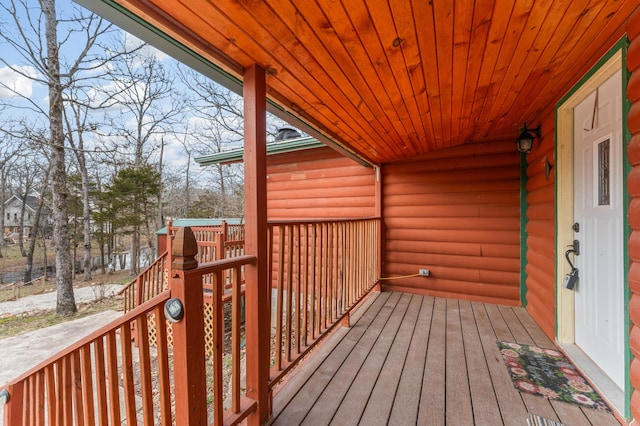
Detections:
195,132,378,221
2,194,52,240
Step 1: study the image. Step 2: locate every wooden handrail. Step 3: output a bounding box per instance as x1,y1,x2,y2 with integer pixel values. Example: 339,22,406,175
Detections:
1,219,379,425
267,218,380,389
0,290,171,390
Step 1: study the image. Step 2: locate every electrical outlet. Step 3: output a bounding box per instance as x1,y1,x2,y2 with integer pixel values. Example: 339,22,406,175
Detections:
419,269,430,277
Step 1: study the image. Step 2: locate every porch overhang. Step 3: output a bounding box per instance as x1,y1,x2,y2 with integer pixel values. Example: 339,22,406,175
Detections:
76,0,636,165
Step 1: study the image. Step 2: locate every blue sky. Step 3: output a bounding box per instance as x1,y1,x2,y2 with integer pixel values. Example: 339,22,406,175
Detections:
0,0,200,170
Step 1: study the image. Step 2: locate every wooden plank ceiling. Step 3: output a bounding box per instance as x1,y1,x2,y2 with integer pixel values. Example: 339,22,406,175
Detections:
111,0,637,165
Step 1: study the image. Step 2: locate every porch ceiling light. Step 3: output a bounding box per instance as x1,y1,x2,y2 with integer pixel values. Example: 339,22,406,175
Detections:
515,123,541,154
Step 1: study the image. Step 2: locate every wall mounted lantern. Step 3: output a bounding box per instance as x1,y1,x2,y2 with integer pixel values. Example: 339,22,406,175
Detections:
515,123,541,154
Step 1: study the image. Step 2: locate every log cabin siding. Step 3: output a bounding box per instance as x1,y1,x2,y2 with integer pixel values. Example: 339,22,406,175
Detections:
627,7,640,423
266,146,376,220
523,115,556,339
265,146,376,290
381,140,521,305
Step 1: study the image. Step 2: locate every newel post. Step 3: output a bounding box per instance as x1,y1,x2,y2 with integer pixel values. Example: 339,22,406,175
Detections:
171,227,207,425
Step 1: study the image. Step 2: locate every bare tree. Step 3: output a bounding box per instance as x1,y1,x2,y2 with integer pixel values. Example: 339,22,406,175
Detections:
100,47,185,273
177,66,245,217
24,166,50,284
0,0,120,315
0,134,21,261
63,95,97,281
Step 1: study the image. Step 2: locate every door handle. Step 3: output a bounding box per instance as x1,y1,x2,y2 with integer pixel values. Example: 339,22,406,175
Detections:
563,241,579,290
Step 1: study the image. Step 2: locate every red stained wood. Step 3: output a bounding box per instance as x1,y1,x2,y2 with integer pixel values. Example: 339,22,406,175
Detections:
629,135,640,166
382,141,520,303
629,71,640,103
629,6,640,40
630,232,640,261
631,294,640,326
266,147,375,220
631,103,640,135
243,64,271,425
629,37,640,74
170,228,207,426
631,262,640,294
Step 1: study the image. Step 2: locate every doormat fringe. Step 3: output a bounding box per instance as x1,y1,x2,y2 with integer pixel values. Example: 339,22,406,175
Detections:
526,412,565,426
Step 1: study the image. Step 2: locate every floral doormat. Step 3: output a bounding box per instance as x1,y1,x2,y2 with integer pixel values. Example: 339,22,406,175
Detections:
497,341,611,412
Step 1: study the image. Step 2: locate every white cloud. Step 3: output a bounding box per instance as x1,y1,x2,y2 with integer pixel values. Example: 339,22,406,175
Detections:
123,32,170,62
0,65,36,98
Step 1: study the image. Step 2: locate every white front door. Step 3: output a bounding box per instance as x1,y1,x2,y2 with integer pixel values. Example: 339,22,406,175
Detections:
572,70,624,390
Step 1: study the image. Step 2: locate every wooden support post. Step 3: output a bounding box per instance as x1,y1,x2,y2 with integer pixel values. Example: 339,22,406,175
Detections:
243,64,271,425
220,220,228,260
375,166,383,291
171,227,207,426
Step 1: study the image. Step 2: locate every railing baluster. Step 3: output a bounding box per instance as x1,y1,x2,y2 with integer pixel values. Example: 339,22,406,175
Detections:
294,224,301,355
80,345,94,425
137,312,153,423
153,305,172,425
44,364,56,426
105,330,121,424
232,266,241,413
276,226,284,370
286,224,293,363
302,224,309,347
27,375,36,424
69,350,84,425
94,337,108,426
212,270,224,425
311,224,318,340
35,370,45,424
120,324,136,424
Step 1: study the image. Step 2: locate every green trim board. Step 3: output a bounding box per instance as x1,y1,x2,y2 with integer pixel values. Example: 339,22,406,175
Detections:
520,152,529,307
621,36,632,422
194,136,325,166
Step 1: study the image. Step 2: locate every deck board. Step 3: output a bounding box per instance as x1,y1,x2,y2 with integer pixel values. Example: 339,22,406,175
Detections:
387,295,432,425
358,294,422,424
459,300,503,425
417,297,447,426
270,292,621,426
325,293,411,425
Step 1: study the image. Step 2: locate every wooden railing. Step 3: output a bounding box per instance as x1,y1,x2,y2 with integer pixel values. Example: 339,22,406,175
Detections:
0,229,258,426
0,290,174,425
119,220,246,313
1,219,379,425
119,250,169,312
267,218,379,386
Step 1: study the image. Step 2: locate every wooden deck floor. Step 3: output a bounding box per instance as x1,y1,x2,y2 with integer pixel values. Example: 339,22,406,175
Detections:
270,292,621,426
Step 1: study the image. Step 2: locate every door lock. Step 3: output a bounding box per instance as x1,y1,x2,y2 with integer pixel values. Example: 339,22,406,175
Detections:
563,240,580,290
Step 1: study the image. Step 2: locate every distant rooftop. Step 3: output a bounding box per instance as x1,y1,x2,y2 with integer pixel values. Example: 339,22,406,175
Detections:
194,136,324,166
156,218,244,235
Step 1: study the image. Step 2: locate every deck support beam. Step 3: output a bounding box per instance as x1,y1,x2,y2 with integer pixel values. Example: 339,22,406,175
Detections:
243,64,271,425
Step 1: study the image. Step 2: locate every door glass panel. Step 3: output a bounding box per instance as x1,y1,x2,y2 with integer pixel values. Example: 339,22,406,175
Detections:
598,139,610,206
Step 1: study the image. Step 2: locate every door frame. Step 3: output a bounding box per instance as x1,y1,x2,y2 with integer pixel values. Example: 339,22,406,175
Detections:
555,42,629,416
